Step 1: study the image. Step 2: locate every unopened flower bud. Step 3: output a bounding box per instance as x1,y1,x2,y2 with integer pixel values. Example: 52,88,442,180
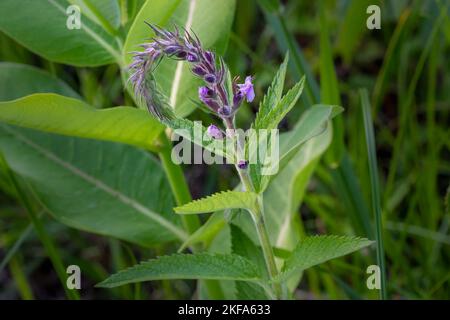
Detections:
187,52,199,62
237,160,248,169
192,66,207,76
204,74,217,84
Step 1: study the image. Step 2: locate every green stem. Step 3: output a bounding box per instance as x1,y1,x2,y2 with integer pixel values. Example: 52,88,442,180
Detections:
251,199,283,299
224,118,283,299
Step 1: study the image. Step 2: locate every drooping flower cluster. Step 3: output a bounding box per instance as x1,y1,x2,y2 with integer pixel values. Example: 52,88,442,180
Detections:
129,23,254,129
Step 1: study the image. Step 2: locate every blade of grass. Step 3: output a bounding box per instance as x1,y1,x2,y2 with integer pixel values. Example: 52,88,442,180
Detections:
319,1,344,167
260,0,374,240
372,8,411,114
9,255,34,300
258,0,319,107
0,153,80,300
384,8,446,203
0,223,33,272
360,88,387,299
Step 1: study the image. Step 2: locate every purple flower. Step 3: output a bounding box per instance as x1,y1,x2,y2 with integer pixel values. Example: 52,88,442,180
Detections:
207,125,224,139
187,52,199,62
192,65,207,76
237,160,248,169
199,87,219,111
198,86,213,101
204,74,217,84
237,76,255,102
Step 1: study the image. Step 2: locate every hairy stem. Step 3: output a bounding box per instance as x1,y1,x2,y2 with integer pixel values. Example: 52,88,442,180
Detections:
224,118,282,299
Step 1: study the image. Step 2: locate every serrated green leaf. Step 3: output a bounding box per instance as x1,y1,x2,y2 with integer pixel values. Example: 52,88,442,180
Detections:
174,191,258,215
0,94,164,152
97,253,262,288
0,0,121,66
254,76,305,130
274,235,373,282
253,53,289,128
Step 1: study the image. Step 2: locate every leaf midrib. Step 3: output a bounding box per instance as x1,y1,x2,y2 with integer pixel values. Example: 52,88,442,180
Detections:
48,0,122,65
2,125,188,241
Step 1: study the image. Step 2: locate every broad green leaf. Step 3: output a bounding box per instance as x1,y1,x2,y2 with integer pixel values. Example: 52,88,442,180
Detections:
0,0,121,66
253,76,305,130
124,0,236,116
275,235,373,282
0,94,164,152
69,0,121,33
174,191,258,215
253,53,289,129
0,62,80,101
97,253,261,288
166,118,235,162
0,124,185,246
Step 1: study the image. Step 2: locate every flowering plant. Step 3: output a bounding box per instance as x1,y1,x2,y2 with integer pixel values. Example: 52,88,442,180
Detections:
95,24,372,299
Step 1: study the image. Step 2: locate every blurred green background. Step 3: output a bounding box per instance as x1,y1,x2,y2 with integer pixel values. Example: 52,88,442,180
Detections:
0,0,449,299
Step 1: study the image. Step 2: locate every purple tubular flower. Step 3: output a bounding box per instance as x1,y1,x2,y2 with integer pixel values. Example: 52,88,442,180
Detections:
237,76,255,102
237,160,249,169
187,52,199,62
207,125,224,139
192,65,207,76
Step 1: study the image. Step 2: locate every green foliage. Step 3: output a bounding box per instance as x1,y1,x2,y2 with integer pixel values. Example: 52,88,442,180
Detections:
253,53,289,129
175,191,258,215
1,0,445,301
97,253,261,288
275,235,373,282
253,76,305,131
0,94,164,152
0,62,80,100
165,118,235,162
0,0,121,66
0,124,184,246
